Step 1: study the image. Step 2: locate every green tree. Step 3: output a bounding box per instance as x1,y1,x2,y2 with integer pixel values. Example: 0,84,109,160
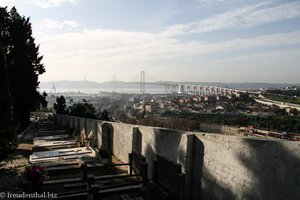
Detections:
37,91,48,109
68,99,96,119
0,6,46,159
5,7,46,128
0,7,17,160
54,96,68,114
0,7,11,126
99,110,110,121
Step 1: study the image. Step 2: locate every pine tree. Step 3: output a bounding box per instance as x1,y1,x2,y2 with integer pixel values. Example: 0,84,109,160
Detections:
0,7,16,160
7,7,46,128
0,7,11,125
39,91,48,109
54,96,68,114
0,6,46,159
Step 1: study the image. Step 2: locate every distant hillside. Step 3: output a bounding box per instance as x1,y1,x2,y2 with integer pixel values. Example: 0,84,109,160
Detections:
40,80,300,90
40,80,101,88
40,80,140,89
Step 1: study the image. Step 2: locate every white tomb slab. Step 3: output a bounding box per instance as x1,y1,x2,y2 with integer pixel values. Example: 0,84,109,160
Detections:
33,140,78,147
29,147,96,163
29,154,96,163
37,130,66,134
34,134,70,141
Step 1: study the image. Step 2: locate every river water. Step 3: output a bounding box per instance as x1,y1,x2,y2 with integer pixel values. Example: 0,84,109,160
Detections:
39,87,175,95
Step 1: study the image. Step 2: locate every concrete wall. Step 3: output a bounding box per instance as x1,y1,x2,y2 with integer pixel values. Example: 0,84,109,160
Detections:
190,133,300,200
79,117,86,132
98,121,189,178
55,115,189,178
110,122,134,163
96,120,104,149
55,114,300,200
86,119,97,137
136,126,188,178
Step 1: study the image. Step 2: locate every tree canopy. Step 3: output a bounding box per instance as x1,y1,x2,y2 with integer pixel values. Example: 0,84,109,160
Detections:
68,99,97,119
0,6,45,159
54,96,68,114
6,7,46,128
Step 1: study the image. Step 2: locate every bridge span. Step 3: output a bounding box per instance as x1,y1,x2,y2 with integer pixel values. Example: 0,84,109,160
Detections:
132,70,255,95
131,81,251,95
177,84,247,96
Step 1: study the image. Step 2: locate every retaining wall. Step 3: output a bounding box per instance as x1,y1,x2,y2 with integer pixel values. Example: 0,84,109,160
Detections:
191,133,300,200
55,114,300,200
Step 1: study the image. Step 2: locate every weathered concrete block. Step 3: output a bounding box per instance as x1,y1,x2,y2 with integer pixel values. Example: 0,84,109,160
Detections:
194,133,300,200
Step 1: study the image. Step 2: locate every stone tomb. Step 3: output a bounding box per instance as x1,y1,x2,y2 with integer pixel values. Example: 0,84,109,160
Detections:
33,140,80,151
33,134,70,141
35,130,66,137
148,155,185,200
34,140,77,146
29,147,96,163
41,152,148,199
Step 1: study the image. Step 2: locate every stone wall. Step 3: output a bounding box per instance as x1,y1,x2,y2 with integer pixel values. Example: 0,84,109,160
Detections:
110,122,134,163
96,120,104,149
190,133,300,200
135,126,188,178
79,117,86,132
55,115,300,200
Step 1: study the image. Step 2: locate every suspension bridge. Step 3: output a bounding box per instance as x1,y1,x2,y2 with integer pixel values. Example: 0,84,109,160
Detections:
112,70,248,96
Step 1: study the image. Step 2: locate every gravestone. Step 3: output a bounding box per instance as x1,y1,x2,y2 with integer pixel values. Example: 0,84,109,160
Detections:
152,155,185,200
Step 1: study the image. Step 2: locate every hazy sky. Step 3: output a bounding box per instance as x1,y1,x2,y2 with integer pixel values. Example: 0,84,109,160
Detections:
1,0,300,83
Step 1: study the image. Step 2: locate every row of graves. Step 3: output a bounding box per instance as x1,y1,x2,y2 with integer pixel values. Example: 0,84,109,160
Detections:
24,118,186,200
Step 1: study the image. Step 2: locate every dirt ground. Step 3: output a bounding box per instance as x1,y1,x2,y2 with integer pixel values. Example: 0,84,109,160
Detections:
0,129,33,193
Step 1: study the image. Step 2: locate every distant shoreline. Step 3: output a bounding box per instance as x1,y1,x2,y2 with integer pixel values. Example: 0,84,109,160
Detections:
40,80,300,91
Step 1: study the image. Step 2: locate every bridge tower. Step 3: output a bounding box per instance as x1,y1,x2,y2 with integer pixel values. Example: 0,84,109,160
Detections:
52,82,56,94
141,70,145,95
